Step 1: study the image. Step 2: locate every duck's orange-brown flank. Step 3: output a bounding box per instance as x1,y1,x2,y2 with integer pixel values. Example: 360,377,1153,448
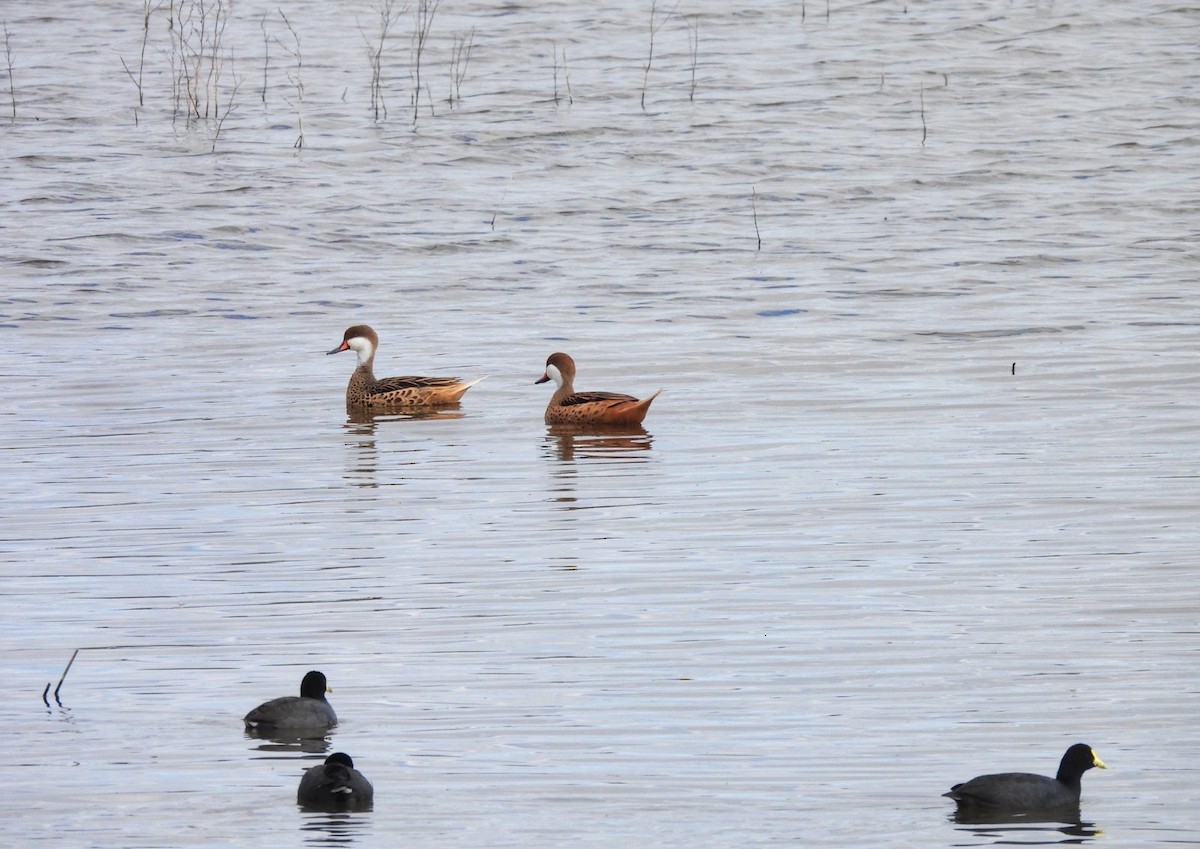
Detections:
536,352,660,426
328,324,485,409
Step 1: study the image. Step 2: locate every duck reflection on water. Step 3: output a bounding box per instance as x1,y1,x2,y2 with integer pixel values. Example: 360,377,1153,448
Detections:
544,423,655,462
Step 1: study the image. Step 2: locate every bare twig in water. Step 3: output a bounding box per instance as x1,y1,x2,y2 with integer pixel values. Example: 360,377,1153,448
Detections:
44,645,220,706
211,62,241,152
119,0,158,110
641,0,681,112
203,3,228,120
449,26,474,107
685,15,699,102
752,186,762,251
364,0,401,121
919,81,927,146
168,3,182,121
4,20,16,120
411,0,439,123
490,181,511,231
43,649,81,707
278,9,304,148
552,41,560,105
551,43,572,107
206,4,238,151
173,0,202,120
562,46,573,105
260,12,269,104
169,0,235,128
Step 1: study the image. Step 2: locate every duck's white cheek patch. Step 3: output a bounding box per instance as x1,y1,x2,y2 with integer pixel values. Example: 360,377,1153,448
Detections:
545,364,562,385
348,337,374,363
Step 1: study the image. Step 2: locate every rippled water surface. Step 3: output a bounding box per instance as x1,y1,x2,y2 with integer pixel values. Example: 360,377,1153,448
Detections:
3,1,1198,846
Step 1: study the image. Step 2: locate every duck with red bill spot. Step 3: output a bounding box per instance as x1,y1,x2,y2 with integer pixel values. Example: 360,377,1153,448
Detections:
536,352,660,427
328,324,485,409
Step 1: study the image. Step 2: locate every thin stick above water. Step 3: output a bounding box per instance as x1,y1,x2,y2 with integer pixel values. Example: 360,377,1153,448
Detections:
920,82,927,146
43,648,80,707
641,0,681,112
4,22,15,120
752,187,762,251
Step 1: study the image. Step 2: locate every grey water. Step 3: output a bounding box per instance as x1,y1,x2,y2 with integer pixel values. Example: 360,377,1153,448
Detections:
2,1,1198,846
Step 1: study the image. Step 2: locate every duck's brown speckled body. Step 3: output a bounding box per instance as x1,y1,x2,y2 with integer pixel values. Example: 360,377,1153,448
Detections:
328,325,485,409
536,352,660,426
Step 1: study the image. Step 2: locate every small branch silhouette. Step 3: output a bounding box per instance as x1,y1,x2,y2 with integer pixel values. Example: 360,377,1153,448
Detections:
277,9,305,148
364,0,401,121
43,649,80,707
919,81,927,145
449,27,474,107
685,15,699,102
641,0,680,111
411,0,439,123
752,186,762,251
3,21,15,120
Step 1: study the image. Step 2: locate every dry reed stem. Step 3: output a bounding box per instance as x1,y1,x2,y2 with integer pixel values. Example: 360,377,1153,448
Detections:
119,0,157,110
641,0,681,112
552,41,561,105
449,27,475,107
168,0,234,127
259,12,269,104
752,187,762,251
411,0,439,123
552,43,572,107
43,649,80,706
277,9,305,148
685,15,698,102
3,22,14,120
364,0,401,122
919,81,927,145
211,63,240,152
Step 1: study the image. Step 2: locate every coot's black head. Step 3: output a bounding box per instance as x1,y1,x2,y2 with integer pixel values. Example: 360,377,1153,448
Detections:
300,671,330,700
1058,743,1106,782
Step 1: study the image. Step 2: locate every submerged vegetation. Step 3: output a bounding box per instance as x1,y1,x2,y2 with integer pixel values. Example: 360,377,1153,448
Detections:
107,0,725,150
97,1,931,152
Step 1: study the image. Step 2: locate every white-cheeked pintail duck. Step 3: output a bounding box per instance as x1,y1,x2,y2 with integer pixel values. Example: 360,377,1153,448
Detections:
536,352,660,426
328,324,485,409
